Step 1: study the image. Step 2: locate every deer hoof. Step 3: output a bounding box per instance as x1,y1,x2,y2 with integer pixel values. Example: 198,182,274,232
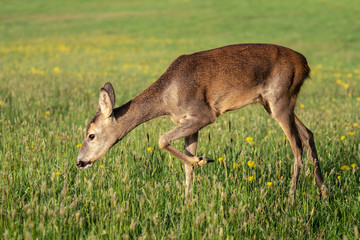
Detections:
320,185,329,200
194,156,214,167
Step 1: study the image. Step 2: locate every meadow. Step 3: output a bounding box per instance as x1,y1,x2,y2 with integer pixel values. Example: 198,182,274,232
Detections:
0,0,359,239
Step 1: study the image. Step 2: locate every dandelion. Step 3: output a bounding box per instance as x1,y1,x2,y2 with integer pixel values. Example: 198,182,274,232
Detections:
341,165,350,170
354,123,358,127
77,144,82,148
233,163,240,169
32,67,45,75
53,66,60,73
351,163,356,168
347,132,355,136
58,44,70,52
248,176,254,181
340,136,345,141
0,101,2,105
100,164,104,168
147,147,152,152
247,160,255,168
337,175,341,180
266,182,273,186
300,104,305,109
218,157,224,162
55,172,62,176
347,73,353,78
245,137,253,143
45,111,50,115
357,97,360,101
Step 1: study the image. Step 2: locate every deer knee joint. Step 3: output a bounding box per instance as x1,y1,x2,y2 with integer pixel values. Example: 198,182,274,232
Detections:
159,135,169,149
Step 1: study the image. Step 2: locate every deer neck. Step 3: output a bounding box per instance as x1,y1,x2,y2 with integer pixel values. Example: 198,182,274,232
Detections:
113,84,165,140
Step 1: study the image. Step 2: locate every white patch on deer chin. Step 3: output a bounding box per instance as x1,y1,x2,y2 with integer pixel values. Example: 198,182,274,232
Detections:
83,162,94,169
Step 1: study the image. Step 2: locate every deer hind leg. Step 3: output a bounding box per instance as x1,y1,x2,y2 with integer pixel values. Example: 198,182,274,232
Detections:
268,100,303,204
295,115,329,199
184,132,198,203
159,115,215,167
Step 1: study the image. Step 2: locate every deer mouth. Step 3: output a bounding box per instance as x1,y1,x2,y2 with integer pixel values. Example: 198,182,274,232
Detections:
76,160,94,169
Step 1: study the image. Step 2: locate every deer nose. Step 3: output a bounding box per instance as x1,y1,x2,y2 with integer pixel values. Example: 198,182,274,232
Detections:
76,160,88,168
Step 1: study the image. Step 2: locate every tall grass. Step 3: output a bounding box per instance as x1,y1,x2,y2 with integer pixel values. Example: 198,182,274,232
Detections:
0,0,359,239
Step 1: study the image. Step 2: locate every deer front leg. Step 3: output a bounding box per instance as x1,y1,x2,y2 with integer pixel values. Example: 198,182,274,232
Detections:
158,118,214,167
184,132,198,203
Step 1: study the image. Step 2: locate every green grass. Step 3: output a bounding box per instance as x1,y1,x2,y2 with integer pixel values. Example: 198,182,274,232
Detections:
0,0,359,239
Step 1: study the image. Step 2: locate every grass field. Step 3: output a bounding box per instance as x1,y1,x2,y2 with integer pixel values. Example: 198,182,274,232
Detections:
0,0,359,239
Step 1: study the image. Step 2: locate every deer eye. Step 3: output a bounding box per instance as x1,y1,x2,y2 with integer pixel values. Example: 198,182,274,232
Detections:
88,134,95,141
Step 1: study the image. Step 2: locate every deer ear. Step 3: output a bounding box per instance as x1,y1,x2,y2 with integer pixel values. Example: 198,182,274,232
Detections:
98,83,115,117
102,82,115,106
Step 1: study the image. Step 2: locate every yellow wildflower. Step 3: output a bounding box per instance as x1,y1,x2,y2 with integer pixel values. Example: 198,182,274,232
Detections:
341,165,350,170
266,182,272,186
248,176,254,181
351,163,356,168
245,137,253,142
340,136,345,141
147,147,152,152
233,163,240,169
76,144,82,148
247,160,255,168
300,104,305,109
354,123,358,127
55,172,62,176
218,157,224,162
347,73,353,78
45,111,50,115
53,66,60,73
347,132,355,136
100,164,104,168
357,97,360,101
337,175,341,180
0,101,2,105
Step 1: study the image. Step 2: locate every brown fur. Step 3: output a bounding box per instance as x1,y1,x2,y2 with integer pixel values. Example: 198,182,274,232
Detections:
77,44,328,204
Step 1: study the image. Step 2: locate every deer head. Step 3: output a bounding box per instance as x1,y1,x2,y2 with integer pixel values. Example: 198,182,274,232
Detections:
76,82,118,169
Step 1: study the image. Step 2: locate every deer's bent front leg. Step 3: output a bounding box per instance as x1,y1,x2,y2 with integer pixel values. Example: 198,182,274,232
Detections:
159,116,215,167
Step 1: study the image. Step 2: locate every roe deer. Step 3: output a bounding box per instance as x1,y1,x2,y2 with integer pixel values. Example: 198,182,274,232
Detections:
76,44,329,203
